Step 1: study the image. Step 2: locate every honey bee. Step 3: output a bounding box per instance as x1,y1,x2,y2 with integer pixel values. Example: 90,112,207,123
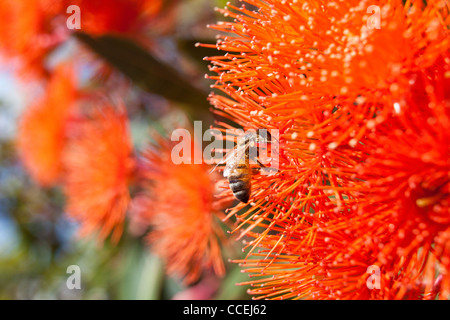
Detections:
211,130,273,203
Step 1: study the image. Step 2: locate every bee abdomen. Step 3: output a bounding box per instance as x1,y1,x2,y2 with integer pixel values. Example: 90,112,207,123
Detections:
228,178,251,203
232,189,250,203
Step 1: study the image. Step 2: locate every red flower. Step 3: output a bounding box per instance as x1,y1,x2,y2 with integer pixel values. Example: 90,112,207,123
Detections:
204,0,450,299
0,0,68,77
71,0,171,37
17,63,76,186
62,104,135,242
132,131,227,285
235,59,450,299
0,0,179,77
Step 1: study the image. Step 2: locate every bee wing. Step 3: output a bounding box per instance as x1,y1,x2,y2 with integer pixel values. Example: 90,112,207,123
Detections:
224,142,249,176
209,141,250,175
208,147,235,174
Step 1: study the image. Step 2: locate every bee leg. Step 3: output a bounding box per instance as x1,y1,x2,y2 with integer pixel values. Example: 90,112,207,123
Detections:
251,168,261,175
256,158,266,168
251,158,267,175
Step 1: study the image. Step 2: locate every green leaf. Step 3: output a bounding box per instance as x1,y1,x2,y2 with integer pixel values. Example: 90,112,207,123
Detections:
74,33,212,122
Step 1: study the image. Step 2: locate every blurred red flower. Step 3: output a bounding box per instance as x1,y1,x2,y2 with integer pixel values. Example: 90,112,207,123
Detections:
132,131,227,285
17,63,77,186
0,0,179,77
62,104,135,242
71,0,173,36
0,0,67,77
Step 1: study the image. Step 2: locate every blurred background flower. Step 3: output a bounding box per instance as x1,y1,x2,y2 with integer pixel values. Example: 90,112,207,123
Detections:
131,128,227,285
17,63,77,187
0,0,249,300
62,103,135,243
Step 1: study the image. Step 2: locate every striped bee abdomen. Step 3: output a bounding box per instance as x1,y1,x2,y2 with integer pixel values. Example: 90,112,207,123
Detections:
222,137,254,204
227,169,251,203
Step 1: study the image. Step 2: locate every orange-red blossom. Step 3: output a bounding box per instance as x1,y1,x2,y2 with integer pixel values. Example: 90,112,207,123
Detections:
204,0,450,299
131,132,228,285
